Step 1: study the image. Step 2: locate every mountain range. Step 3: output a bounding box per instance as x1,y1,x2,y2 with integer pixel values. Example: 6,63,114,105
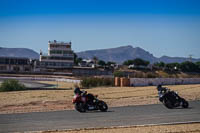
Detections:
0,46,199,64
77,45,200,64
0,47,39,59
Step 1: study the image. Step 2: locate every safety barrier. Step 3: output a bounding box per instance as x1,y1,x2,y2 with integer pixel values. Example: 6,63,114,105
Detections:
130,78,200,86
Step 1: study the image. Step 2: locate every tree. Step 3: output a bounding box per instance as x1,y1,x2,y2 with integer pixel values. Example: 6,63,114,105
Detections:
123,58,149,67
113,71,124,77
196,62,200,69
74,53,83,66
93,56,98,68
77,57,83,63
166,63,180,71
107,61,116,66
74,53,77,65
154,62,165,68
98,60,106,67
180,61,199,72
132,58,149,66
123,60,134,66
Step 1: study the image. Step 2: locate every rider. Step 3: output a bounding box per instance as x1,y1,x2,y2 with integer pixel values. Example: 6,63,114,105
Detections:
157,84,181,105
74,87,94,106
74,87,84,95
157,84,169,102
157,84,168,92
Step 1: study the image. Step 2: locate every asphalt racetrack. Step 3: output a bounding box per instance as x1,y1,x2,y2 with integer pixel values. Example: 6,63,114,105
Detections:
0,101,200,132
0,79,53,89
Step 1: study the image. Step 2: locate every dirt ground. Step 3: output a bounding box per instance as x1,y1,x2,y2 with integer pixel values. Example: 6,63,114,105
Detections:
40,123,200,133
0,83,200,114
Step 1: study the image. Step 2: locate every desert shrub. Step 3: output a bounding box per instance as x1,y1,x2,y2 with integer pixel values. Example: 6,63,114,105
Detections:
132,72,145,78
114,71,124,77
80,77,114,88
146,72,157,78
0,79,25,92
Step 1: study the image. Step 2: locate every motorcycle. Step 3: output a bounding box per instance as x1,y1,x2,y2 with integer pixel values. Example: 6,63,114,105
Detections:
158,88,189,109
72,92,108,112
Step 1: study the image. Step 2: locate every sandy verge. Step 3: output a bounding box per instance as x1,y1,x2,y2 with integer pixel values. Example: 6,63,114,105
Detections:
30,123,200,133
0,84,200,114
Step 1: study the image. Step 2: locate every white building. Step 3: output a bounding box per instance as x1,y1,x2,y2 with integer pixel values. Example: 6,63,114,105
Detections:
40,40,74,68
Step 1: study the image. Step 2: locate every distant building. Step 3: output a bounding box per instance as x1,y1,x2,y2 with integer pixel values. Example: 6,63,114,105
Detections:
0,57,32,72
0,41,114,76
78,59,94,67
39,40,74,69
128,64,153,70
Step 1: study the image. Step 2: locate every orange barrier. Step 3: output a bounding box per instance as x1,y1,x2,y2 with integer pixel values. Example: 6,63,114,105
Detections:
115,77,130,87
115,77,120,86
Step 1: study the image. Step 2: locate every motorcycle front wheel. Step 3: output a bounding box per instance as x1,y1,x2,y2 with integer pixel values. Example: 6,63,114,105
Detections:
75,102,86,112
98,101,108,112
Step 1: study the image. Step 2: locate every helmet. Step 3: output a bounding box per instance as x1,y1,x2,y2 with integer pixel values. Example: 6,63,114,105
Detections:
74,87,81,94
157,84,162,91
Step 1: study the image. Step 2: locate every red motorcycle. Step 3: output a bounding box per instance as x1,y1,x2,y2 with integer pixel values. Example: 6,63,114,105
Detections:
72,92,108,112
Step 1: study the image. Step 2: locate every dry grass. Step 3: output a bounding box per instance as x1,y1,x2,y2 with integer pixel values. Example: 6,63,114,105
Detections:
41,123,200,133
0,89,75,114
157,71,200,78
0,84,200,114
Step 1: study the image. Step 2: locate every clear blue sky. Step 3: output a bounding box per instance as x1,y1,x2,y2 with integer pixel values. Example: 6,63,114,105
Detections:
0,0,200,58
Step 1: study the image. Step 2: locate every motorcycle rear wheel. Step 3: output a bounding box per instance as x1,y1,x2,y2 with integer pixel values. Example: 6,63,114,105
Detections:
75,102,86,112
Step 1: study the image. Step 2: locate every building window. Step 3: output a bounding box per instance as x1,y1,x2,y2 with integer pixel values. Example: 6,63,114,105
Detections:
25,67,30,71
0,66,7,70
13,66,20,71
41,56,47,60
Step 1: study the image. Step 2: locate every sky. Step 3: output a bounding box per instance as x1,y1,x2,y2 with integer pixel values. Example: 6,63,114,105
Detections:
0,0,200,58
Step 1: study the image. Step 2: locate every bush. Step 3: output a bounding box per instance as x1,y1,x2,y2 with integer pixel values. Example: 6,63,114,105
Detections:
80,77,114,88
146,72,158,78
114,71,124,77
123,58,149,66
132,72,145,78
0,79,26,92
180,61,199,72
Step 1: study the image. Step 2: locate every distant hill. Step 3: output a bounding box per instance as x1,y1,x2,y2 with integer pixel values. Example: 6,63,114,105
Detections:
1,46,199,64
77,45,157,63
0,47,39,59
158,56,200,63
77,45,200,64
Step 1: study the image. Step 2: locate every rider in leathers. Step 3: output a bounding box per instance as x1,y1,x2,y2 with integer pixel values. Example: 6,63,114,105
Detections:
74,87,94,106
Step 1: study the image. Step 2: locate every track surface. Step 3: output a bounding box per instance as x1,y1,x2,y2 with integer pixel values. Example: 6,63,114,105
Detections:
0,79,51,88
0,101,200,133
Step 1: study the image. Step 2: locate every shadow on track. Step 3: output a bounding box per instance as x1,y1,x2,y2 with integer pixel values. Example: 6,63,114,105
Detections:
83,110,114,113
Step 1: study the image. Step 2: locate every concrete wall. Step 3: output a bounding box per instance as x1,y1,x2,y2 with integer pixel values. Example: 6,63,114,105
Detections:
130,78,200,86
72,68,112,76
